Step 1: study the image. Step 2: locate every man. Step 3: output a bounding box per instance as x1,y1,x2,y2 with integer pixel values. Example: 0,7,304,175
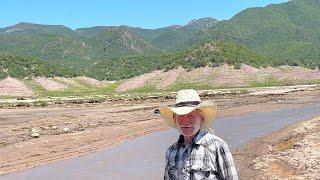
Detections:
159,89,238,180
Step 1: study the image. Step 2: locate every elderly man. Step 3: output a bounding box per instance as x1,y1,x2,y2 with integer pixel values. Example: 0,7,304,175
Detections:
159,89,238,180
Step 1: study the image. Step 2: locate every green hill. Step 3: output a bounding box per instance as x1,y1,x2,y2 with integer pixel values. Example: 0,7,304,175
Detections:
85,41,278,80
0,22,78,38
75,26,109,38
205,0,320,67
0,0,319,74
0,18,219,64
149,18,219,51
0,33,93,68
0,54,78,79
85,26,160,59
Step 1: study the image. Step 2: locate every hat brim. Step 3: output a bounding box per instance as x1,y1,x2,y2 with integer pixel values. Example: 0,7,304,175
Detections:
159,100,218,129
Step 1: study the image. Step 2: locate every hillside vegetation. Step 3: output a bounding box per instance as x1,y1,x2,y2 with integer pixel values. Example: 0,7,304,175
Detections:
205,0,320,66
0,54,78,79
86,41,279,80
0,41,279,81
0,0,319,81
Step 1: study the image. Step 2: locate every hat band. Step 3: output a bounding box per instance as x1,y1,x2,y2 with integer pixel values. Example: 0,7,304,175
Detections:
175,101,200,107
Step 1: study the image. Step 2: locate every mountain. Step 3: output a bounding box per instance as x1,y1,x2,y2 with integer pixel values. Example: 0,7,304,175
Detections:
0,23,160,67
0,22,93,69
0,0,320,75
75,26,109,38
74,17,219,52
0,22,78,38
0,18,219,66
186,17,219,30
148,18,219,51
0,32,92,68
85,26,160,58
205,0,320,66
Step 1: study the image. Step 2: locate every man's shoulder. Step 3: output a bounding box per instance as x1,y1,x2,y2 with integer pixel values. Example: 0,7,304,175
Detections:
166,143,177,151
165,142,179,158
198,133,229,151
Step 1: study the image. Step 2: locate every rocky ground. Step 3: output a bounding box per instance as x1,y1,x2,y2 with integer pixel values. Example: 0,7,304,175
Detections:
0,88,319,176
234,116,320,179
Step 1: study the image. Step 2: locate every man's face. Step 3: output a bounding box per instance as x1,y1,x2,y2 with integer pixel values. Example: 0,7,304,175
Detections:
173,110,203,137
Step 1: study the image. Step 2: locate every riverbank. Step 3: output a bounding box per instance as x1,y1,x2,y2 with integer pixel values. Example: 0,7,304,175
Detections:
0,87,319,176
234,116,320,179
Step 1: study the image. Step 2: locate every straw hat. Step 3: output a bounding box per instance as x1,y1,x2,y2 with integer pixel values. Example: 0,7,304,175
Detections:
159,89,218,130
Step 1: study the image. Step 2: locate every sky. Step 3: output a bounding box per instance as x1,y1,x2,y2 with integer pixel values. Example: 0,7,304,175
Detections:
1,0,289,30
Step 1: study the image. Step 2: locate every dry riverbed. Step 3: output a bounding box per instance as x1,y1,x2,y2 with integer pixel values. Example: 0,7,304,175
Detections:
0,87,320,176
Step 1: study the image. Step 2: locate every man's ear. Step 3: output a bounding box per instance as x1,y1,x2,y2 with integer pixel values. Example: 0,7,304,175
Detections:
197,109,205,122
173,113,177,124
200,117,205,124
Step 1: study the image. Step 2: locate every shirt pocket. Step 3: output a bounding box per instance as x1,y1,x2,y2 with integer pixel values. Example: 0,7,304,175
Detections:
190,163,212,171
186,163,214,179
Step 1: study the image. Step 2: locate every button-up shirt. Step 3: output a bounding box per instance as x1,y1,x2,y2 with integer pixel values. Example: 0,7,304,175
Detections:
164,130,238,180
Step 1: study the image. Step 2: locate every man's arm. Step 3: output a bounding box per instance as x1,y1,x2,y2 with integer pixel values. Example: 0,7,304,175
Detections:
164,155,170,180
164,148,174,180
216,142,238,180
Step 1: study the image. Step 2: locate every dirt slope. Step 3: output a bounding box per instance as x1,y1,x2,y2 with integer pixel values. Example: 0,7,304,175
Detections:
117,64,320,91
1,64,320,97
0,77,33,97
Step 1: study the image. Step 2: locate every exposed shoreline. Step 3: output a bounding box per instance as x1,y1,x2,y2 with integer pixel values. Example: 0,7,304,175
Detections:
234,116,320,179
1,88,320,176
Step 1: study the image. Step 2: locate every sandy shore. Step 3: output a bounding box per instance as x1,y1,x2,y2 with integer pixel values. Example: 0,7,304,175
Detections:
0,88,320,176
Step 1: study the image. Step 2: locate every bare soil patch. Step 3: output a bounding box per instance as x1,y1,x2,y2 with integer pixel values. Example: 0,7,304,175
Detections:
34,77,66,91
1,65,319,97
115,64,320,92
212,64,247,86
175,66,215,85
54,77,80,87
152,67,185,89
116,70,162,92
0,77,33,97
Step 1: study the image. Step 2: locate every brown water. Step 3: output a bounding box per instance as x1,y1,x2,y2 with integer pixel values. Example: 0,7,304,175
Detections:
2,103,320,180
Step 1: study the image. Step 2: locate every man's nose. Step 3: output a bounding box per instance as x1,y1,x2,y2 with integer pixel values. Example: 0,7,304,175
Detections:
178,115,190,123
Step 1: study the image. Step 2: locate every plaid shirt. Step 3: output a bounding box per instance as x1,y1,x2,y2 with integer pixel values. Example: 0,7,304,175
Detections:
164,130,238,180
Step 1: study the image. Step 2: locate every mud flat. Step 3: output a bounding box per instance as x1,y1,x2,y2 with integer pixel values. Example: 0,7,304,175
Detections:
234,116,320,179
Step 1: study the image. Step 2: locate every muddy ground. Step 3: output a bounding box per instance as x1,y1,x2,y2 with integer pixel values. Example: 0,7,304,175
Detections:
234,115,320,180
0,88,320,176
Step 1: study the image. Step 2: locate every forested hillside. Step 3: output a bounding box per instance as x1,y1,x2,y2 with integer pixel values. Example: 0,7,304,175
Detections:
0,0,319,80
85,42,279,80
0,54,78,79
205,0,320,67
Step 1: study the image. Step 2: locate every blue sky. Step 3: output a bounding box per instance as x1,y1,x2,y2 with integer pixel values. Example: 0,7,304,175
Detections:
1,0,288,29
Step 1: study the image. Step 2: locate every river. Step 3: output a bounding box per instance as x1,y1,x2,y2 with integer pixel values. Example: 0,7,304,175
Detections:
2,103,320,180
